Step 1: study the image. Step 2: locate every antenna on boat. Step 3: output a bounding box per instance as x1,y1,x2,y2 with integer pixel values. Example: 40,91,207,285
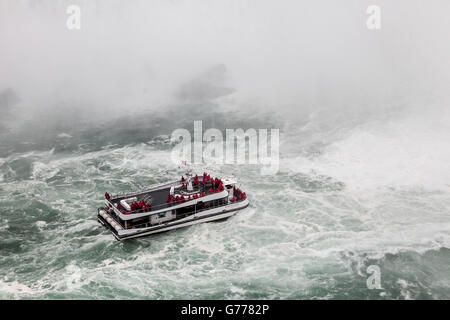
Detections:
179,160,191,177
177,159,194,184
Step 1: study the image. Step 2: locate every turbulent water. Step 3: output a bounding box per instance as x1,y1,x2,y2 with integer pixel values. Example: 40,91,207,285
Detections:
1,101,450,300
2,0,450,300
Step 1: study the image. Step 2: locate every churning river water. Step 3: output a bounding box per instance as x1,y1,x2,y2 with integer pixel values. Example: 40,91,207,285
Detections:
1,103,450,300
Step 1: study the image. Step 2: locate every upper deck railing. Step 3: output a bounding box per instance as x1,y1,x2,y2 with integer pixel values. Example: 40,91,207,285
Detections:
107,182,221,218
109,180,179,201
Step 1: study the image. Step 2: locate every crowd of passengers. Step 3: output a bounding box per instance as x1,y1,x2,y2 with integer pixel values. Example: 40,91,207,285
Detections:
166,172,246,204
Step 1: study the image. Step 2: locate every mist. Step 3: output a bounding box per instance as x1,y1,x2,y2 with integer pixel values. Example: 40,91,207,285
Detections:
1,0,450,154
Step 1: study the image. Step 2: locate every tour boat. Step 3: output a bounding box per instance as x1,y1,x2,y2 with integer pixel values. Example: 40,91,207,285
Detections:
97,172,249,240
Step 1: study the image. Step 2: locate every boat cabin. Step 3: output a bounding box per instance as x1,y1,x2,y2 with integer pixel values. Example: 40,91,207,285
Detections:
101,172,247,231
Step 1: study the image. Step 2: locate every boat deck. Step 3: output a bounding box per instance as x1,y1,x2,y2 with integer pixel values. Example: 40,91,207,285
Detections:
110,183,216,213
98,174,248,240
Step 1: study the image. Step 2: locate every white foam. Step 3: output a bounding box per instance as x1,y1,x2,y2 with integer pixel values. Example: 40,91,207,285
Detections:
35,220,46,230
0,281,33,297
285,107,450,192
57,133,73,139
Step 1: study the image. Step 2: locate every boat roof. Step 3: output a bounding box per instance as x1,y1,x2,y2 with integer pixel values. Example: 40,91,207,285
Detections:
106,173,236,220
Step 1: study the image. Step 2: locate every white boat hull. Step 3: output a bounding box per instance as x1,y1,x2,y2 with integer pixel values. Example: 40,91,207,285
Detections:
98,199,249,241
